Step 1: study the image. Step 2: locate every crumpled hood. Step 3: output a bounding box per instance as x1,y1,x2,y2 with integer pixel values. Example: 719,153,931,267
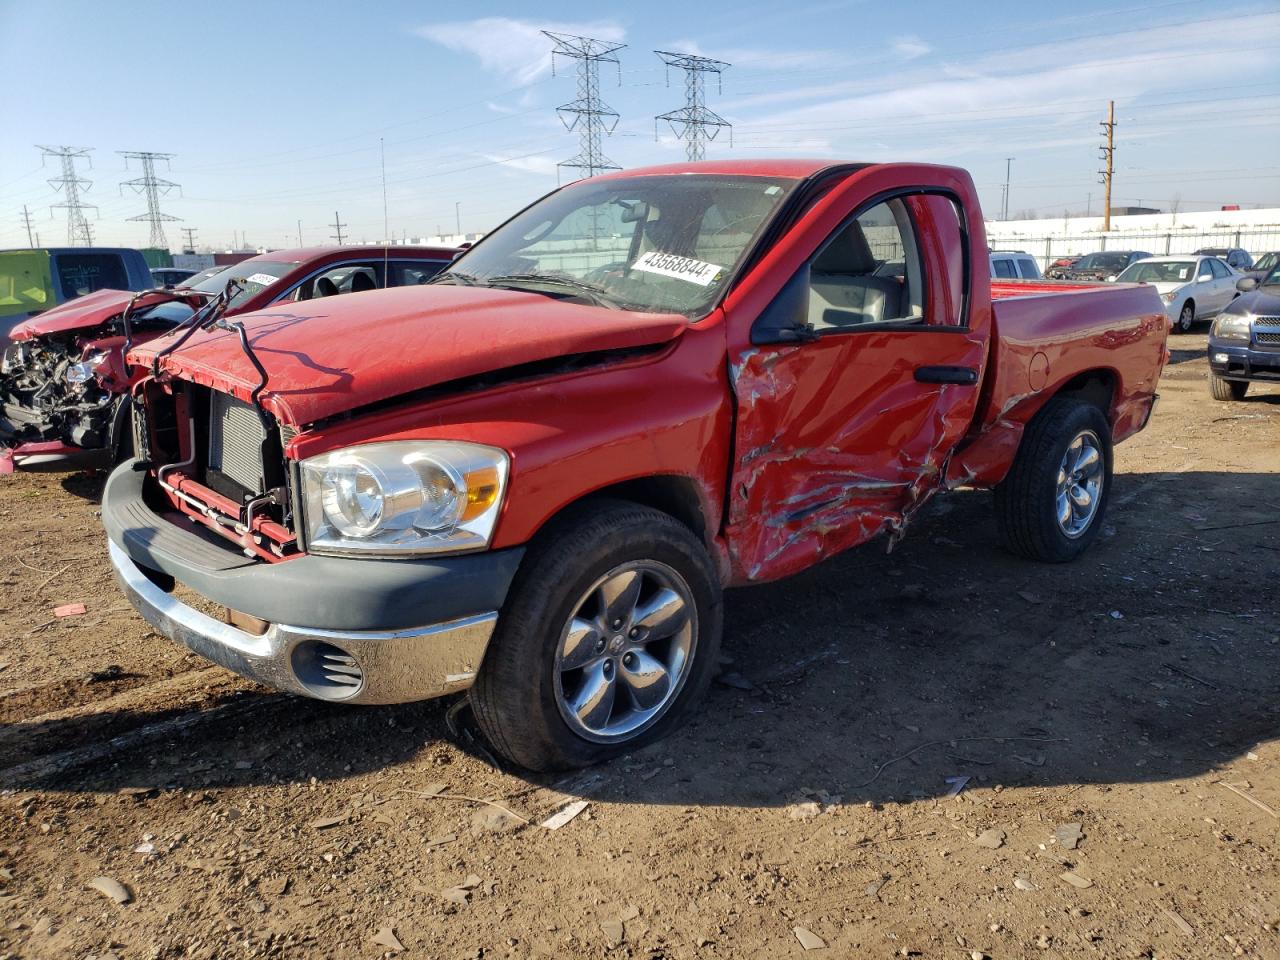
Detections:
8,288,190,342
129,284,688,425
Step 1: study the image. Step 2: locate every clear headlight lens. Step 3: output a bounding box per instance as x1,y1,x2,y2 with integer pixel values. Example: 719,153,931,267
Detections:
65,350,107,385
1211,314,1252,342
1161,290,1179,302
300,441,508,556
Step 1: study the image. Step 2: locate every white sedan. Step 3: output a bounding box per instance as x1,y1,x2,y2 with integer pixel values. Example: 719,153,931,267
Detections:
1115,255,1240,332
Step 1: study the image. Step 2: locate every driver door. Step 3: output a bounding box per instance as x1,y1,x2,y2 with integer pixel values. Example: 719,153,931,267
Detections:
725,185,987,582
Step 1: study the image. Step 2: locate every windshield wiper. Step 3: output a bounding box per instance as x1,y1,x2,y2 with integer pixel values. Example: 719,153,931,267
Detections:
429,271,484,286
483,273,621,310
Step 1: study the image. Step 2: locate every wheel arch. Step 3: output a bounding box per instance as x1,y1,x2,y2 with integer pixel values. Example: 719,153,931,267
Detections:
516,473,728,581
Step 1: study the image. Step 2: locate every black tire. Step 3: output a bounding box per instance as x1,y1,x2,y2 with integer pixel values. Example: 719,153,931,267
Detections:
470,500,723,772
108,396,136,464
994,397,1113,563
1209,375,1248,401
1177,301,1195,332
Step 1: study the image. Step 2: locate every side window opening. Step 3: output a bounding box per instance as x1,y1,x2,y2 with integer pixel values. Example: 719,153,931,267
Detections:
298,263,381,300
807,198,923,332
1197,259,1213,280
992,257,1017,279
53,253,129,300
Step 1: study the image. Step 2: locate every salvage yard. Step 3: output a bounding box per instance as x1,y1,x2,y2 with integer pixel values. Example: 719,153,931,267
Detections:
1,331,1277,959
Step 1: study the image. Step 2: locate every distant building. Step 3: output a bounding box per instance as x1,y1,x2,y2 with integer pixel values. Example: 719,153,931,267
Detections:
1109,205,1161,216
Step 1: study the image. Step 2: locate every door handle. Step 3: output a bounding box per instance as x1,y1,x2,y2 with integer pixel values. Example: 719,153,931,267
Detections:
915,365,978,385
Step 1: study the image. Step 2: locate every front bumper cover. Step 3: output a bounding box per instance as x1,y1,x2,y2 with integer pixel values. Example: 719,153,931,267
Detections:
103,460,524,704
1207,341,1280,383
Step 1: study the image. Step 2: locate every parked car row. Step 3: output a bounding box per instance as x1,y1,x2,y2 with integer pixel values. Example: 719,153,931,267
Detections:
0,245,455,469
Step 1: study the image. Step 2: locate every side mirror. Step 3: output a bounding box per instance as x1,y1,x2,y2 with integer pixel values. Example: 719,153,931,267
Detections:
1197,273,1213,283
1236,276,1258,293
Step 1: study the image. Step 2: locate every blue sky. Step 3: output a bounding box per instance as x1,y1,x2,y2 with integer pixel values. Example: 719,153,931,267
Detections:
2,0,1278,251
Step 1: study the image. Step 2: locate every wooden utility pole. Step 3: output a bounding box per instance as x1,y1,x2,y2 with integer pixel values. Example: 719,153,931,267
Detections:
330,211,347,245
20,205,35,247
1099,100,1115,231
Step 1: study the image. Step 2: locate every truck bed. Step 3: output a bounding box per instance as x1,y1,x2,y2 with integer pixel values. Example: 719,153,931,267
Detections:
950,279,1168,487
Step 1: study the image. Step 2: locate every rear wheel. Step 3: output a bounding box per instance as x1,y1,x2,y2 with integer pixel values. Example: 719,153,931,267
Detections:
470,500,722,771
1177,301,1195,332
995,398,1113,563
1209,375,1248,401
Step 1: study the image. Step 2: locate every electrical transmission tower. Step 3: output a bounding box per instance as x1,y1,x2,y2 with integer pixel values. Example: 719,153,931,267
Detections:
37,145,97,246
654,51,732,162
1098,100,1116,232
543,31,626,180
119,151,181,248
330,211,347,245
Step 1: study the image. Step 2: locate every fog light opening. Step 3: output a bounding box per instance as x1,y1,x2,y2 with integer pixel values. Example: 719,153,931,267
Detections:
291,640,364,700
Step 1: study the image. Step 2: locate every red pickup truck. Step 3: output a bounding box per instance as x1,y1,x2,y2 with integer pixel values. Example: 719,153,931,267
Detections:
103,160,1167,771
1,245,455,470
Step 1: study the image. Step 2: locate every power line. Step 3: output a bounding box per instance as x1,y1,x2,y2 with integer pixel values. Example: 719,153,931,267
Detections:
543,31,626,180
330,211,347,245
119,151,181,249
37,145,96,246
654,50,732,162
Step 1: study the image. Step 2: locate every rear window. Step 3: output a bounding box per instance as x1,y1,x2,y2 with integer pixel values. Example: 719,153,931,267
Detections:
0,250,54,319
991,258,1017,279
53,253,129,300
1017,257,1040,279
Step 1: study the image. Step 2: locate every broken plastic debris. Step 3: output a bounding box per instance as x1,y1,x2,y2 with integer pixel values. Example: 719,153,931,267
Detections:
541,800,589,830
371,926,404,951
87,876,131,904
1059,871,1093,889
944,775,971,798
974,828,1006,850
1013,877,1036,891
54,603,86,618
1054,823,1084,849
794,926,826,950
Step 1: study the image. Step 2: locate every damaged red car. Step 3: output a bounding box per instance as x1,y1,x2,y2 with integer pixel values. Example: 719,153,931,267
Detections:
103,160,1167,771
1,245,456,470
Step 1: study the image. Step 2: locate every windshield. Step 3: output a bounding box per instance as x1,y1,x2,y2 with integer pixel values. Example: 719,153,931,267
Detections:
1074,253,1131,272
441,174,798,317
1253,252,1277,274
190,259,295,309
1117,260,1195,284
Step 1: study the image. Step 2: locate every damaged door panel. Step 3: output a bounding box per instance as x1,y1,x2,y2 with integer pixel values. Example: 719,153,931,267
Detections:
725,180,987,582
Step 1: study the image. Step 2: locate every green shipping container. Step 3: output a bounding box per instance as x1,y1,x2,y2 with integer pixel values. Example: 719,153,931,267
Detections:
140,248,173,269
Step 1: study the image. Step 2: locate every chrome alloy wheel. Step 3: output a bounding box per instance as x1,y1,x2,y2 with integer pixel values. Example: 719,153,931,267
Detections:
1056,429,1104,538
553,560,697,743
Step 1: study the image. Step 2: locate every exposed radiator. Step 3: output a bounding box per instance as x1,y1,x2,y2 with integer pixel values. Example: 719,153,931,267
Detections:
208,391,267,493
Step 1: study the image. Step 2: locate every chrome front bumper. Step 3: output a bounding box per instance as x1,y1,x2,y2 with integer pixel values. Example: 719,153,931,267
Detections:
109,540,497,704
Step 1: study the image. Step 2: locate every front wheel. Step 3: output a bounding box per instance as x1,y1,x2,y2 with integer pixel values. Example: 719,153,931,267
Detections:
994,398,1113,563
1177,302,1195,332
470,500,722,771
1209,375,1248,401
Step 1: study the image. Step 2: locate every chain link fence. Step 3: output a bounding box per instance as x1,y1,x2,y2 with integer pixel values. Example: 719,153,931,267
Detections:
985,227,1280,270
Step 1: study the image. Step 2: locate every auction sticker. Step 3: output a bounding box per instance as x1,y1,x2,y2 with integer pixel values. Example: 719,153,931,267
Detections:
245,272,279,287
632,251,724,286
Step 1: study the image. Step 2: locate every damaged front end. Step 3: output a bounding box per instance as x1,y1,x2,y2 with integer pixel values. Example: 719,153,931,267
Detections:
0,334,126,463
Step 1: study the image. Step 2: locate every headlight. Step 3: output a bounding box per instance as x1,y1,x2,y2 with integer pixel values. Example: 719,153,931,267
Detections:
65,350,107,385
299,440,508,556
1161,290,1179,303
1211,314,1252,342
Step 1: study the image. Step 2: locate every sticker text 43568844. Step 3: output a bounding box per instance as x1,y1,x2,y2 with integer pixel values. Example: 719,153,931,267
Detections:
631,251,725,287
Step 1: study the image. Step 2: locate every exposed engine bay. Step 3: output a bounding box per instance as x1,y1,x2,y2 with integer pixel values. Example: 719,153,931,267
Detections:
1,333,124,453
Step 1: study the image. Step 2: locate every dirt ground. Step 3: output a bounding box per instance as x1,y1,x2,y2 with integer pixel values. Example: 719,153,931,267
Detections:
1,331,1277,960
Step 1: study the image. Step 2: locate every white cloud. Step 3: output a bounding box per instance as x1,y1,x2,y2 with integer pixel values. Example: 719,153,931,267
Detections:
416,18,625,87
892,36,931,60
662,37,840,71
483,153,559,176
